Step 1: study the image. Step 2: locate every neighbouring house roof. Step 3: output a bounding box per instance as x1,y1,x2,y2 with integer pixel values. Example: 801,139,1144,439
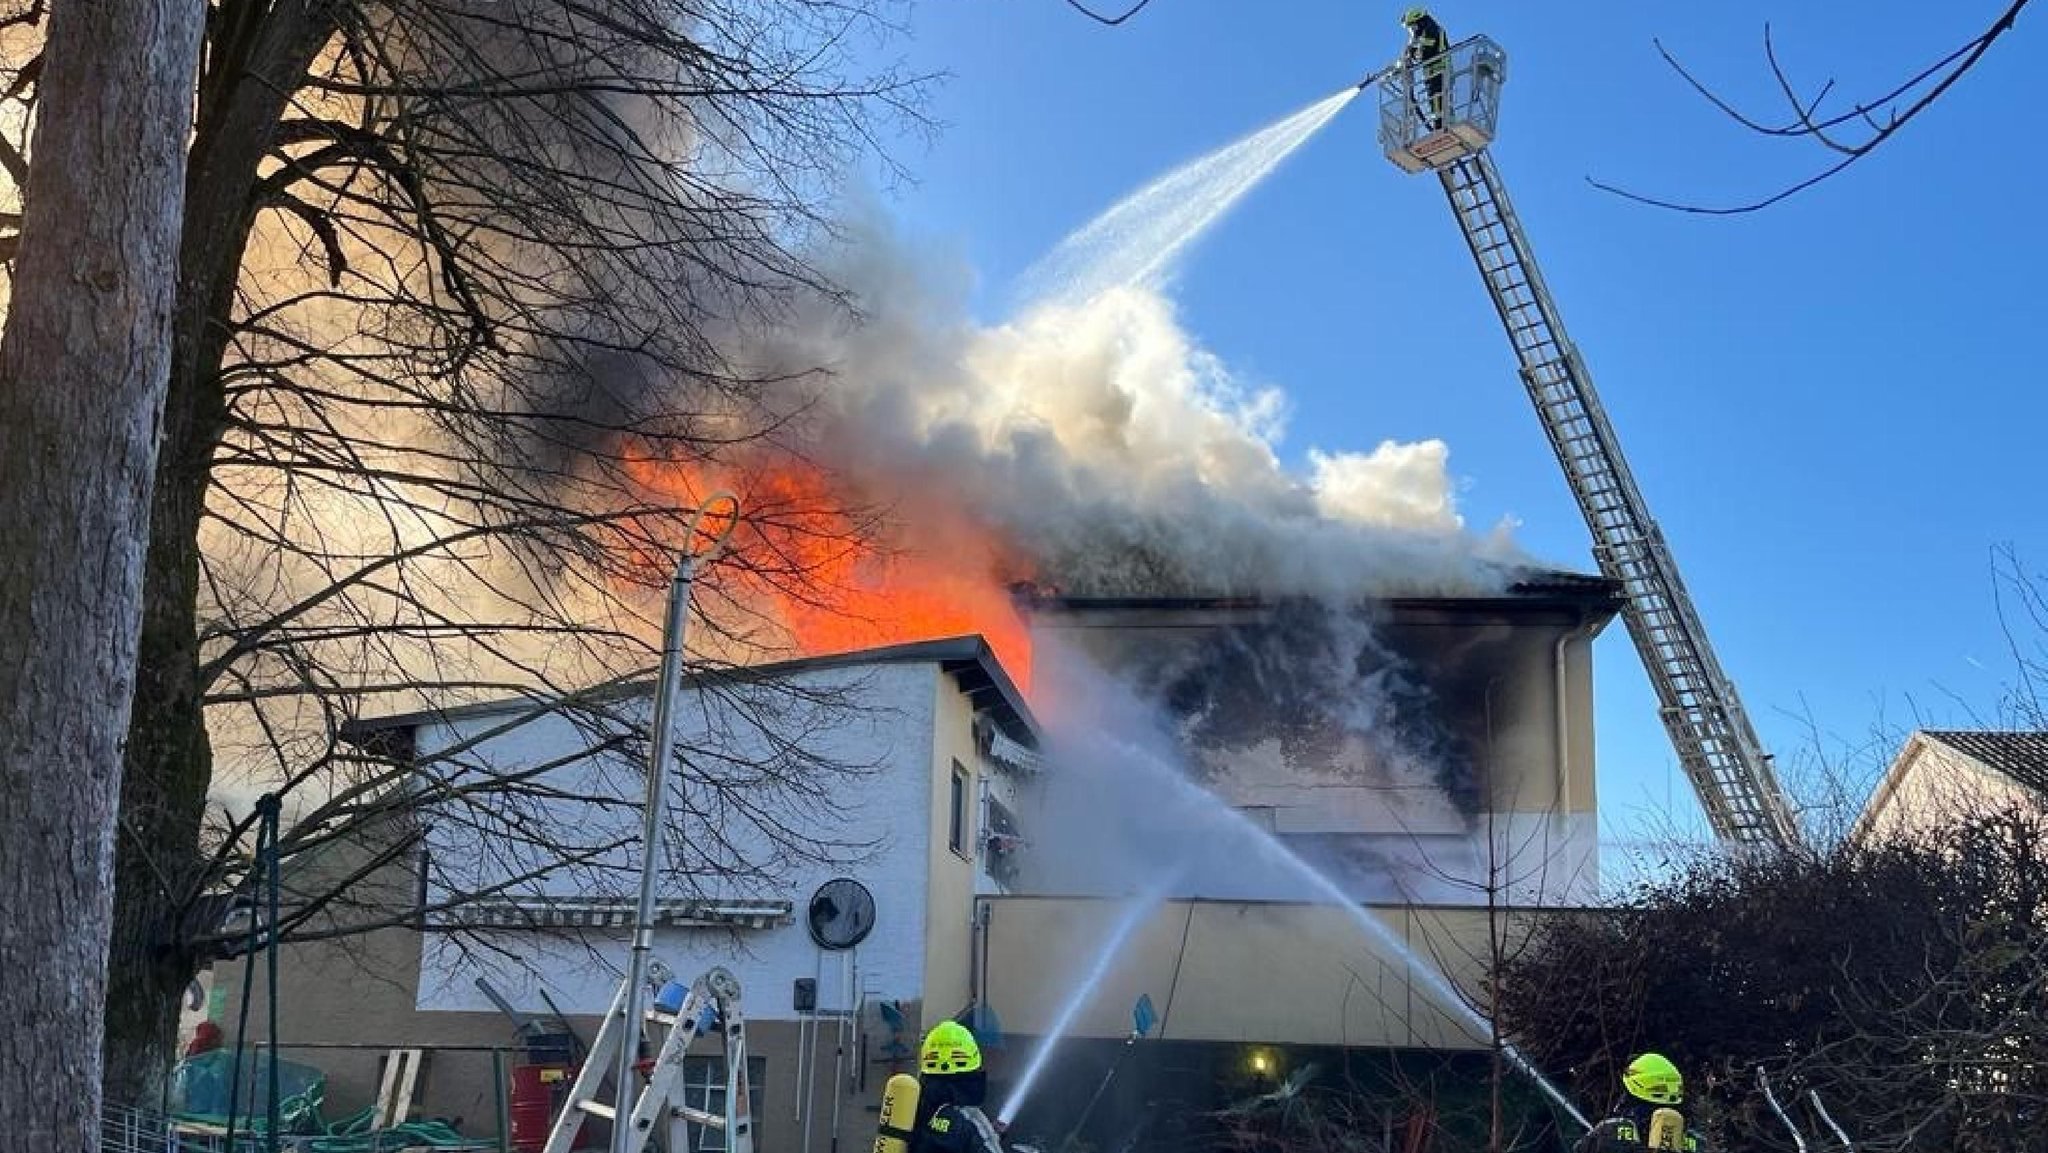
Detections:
1853,728,2048,843
341,634,1038,751
1922,729,2048,794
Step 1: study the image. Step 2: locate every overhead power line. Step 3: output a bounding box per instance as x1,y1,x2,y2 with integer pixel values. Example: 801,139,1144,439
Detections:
1062,0,1155,27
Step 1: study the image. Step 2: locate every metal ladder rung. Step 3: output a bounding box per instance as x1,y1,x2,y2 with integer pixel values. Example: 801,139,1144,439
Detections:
676,1107,728,1130
578,1101,618,1121
1434,149,1797,847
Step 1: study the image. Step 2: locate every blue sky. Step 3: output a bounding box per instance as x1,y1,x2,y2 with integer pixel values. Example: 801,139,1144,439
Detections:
848,2,2046,850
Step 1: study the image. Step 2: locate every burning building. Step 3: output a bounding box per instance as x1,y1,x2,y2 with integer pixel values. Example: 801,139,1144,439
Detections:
202,560,1619,1152
960,567,1620,1152
192,188,1630,1148
1011,568,1620,906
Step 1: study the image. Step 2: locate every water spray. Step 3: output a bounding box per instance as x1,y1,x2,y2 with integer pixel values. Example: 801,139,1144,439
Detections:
1099,737,1592,1132
1016,84,1363,307
1808,1089,1854,1153
996,871,1182,1126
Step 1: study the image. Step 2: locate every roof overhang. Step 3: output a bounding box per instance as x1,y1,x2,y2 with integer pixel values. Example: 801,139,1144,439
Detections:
433,896,794,932
343,635,1041,751
1011,568,1625,632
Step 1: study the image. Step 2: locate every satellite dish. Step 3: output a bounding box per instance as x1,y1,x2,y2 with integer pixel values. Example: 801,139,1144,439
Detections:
806,878,876,951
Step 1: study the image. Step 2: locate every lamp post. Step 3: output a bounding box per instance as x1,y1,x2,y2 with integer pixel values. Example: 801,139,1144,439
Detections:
612,493,739,1153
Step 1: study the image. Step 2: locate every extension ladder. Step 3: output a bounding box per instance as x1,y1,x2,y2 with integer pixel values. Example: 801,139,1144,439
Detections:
543,965,755,1153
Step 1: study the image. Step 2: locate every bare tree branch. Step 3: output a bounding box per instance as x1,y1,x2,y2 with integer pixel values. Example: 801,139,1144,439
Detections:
1591,3,2032,215
0,0,944,1101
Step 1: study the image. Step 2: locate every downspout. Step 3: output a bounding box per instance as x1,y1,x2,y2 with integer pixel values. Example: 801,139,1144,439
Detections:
970,897,987,1005
1553,610,1596,814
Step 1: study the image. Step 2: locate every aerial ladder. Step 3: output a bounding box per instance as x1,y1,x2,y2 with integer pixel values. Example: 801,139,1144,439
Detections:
1373,37,1802,850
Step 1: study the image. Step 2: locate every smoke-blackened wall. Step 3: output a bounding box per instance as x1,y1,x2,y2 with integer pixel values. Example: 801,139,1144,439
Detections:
1017,581,1617,905
1139,598,1488,817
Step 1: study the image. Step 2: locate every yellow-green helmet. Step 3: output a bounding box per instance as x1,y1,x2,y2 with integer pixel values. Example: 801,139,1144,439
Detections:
920,1021,982,1075
1622,1052,1683,1105
1402,7,1429,25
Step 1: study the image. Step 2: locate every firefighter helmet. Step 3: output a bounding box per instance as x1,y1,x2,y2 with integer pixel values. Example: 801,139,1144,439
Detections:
920,1021,983,1076
1402,8,1429,25
1622,1052,1684,1106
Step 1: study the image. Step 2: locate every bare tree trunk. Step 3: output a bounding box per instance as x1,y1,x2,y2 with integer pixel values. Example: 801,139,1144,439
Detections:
101,6,341,1106
0,0,204,1148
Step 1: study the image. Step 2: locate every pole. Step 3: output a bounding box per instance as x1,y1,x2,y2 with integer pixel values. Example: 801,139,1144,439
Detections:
610,495,737,1153
801,949,822,1152
828,950,851,1153
1060,1032,1135,1152
493,1050,511,1153
263,796,282,1153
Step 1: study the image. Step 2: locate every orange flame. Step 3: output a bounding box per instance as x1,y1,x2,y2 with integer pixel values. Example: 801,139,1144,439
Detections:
627,452,1034,692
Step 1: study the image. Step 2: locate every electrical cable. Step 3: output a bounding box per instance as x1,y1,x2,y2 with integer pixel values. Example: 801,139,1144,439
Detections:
1151,902,1194,1040
1062,0,1153,26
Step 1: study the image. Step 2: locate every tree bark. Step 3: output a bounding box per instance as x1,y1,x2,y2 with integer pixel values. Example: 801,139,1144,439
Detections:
0,0,204,1148
102,1,340,1106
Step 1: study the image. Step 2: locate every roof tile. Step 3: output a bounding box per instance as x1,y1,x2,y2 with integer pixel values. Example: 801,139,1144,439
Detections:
1925,729,2048,795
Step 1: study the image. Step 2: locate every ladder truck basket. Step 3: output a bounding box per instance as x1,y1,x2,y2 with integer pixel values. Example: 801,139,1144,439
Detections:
1379,35,1507,173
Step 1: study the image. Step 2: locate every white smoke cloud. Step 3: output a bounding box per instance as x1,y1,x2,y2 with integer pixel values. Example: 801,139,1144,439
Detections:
1308,441,1464,531
737,220,1529,600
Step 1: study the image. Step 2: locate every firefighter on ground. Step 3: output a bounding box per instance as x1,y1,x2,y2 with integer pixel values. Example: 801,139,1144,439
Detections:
913,1021,1007,1153
1573,1053,1705,1153
1400,7,1450,128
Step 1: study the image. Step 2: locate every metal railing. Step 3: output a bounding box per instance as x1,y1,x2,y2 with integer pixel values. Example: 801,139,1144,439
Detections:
105,1039,523,1153
1377,35,1507,173
102,1103,245,1153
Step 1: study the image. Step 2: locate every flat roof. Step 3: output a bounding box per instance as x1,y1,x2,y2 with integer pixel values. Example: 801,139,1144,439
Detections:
342,634,1038,749
1012,565,1625,617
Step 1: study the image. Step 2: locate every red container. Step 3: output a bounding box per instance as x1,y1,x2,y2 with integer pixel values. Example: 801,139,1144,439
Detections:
510,1063,571,1152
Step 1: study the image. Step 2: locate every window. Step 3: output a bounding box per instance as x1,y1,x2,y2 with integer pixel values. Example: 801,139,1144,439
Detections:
984,796,1020,887
949,761,970,858
681,1056,767,1152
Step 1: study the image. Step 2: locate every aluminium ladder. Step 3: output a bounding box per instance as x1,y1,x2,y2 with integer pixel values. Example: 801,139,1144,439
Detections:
544,965,756,1153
